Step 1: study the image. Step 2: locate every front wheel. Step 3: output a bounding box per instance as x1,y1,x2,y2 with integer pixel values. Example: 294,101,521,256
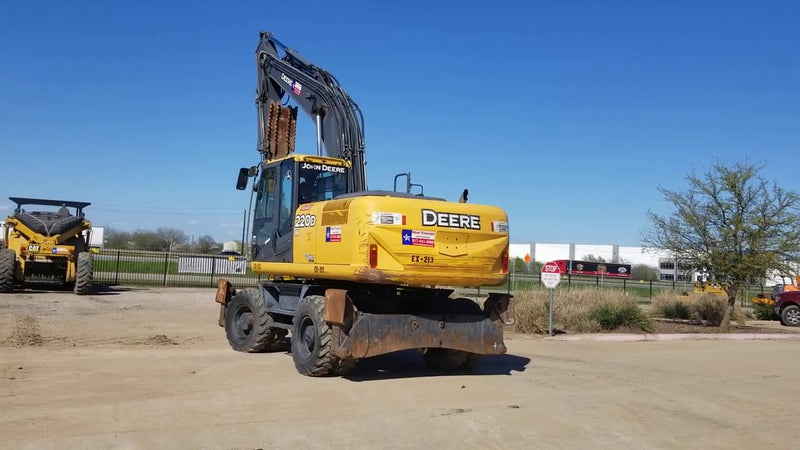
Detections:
74,252,93,295
781,304,800,327
291,295,353,376
0,249,16,293
225,288,287,352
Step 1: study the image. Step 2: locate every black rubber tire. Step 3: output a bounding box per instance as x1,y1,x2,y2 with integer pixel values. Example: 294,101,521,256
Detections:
14,212,83,237
422,298,485,371
291,295,351,377
0,248,16,293
225,288,287,353
73,252,93,295
781,304,800,327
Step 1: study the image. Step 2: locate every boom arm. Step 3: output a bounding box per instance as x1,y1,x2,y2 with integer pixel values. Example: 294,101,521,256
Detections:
255,31,367,192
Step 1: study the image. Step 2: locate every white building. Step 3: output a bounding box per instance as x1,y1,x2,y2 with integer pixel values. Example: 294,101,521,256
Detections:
509,242,667,267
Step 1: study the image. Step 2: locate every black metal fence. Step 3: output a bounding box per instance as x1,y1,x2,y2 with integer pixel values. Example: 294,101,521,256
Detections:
92,249,765,305
502,273,765,306
93,249,263,288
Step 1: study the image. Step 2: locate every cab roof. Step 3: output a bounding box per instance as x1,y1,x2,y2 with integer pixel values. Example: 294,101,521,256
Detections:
9,197,91,209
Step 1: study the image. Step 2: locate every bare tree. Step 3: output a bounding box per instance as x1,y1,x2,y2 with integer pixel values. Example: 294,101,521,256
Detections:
156,227,188,251
194,235,220,254
511,257,529,273
644,161,800,328
104,227,131,249
631,264,659,281
583,254,606,262
131,230,164,251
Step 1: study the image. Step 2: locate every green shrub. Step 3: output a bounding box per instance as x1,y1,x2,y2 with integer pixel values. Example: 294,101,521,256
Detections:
751,295,777,320
589,299,654,333
650,292,692,320
692,294,727,326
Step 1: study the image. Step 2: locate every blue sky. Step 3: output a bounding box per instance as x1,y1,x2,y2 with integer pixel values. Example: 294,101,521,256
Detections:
1,0,798,246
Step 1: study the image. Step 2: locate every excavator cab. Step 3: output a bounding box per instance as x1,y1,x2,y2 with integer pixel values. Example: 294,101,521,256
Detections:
240,154,349,262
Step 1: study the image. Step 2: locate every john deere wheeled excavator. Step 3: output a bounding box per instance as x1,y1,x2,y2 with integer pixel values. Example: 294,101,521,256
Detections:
215,32,512,376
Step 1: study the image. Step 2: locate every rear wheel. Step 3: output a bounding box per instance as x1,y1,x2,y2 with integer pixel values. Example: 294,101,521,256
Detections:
0,249,16,293
225,288,287,352
781,304,800,327
73,252,93,295
291,295,353,376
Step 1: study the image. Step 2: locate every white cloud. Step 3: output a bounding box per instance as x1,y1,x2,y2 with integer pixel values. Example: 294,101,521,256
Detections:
0,204,10,211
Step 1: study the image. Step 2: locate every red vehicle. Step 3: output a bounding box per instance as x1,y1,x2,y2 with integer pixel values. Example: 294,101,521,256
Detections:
553,260,632,279
774,290,800,327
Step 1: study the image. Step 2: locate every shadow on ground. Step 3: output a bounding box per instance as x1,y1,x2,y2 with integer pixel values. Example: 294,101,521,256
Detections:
9,284,141,296
344,350,531,382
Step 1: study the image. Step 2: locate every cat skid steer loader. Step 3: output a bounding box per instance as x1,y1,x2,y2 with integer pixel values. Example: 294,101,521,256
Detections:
1,197,94,295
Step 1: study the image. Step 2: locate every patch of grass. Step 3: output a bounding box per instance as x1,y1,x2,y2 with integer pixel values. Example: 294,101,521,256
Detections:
589,299,654,333
692,293,727,326
687,293,747,326
661,301,692,320
650,292,692,319
512,288,651,334
648,291,747,326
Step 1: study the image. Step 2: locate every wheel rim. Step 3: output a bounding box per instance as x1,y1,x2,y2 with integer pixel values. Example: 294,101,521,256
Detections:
231,304,253,342
787,308,800,325
296,315,316,361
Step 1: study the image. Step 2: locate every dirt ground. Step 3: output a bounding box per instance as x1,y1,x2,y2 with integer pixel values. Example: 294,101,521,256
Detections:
1,287,798,449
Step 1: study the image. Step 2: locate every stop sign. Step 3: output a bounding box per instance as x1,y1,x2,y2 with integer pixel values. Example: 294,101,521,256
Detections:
541,261,562,289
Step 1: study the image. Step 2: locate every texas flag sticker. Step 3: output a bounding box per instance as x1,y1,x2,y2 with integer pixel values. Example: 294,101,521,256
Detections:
401,229,435,247
326,226,342,242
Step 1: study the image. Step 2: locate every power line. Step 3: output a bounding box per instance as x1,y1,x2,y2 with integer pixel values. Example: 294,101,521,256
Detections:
95,205,242,211
91,207,241,216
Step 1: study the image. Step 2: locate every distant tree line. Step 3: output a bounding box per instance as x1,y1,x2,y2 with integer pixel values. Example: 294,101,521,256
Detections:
103,227,224,254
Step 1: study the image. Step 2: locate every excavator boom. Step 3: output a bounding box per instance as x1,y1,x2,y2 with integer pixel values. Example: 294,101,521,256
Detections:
255,31,367,192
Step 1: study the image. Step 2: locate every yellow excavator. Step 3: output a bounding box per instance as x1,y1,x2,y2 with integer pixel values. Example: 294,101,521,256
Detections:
215,32,512,376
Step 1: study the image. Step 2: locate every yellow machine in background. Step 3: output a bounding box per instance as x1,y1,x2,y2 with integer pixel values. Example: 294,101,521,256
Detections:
694,276,800,303
215,32,512,377
1,197,94,295
693,281,726,295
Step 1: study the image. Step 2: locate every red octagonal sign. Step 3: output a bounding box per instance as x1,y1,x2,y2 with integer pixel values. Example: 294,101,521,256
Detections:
541,261,562,289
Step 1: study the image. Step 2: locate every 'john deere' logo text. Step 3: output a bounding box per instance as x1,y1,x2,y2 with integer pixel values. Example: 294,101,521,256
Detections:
421,209,480,230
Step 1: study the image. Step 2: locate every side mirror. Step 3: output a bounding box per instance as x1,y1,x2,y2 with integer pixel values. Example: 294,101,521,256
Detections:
236,168,249,190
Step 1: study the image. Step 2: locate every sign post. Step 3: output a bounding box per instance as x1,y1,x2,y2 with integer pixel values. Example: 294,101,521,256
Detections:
541,261,562,336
